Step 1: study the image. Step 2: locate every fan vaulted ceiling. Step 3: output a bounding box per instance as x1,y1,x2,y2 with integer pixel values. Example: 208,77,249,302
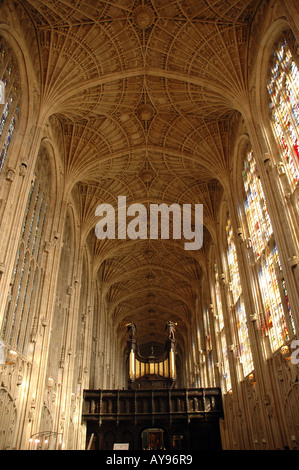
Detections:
19,0,262,354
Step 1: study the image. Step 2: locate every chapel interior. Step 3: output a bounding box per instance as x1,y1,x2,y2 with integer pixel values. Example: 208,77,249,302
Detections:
0,0,298,451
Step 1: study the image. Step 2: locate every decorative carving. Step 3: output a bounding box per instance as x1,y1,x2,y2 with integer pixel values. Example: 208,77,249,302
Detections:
126,322,137,341
0,262,5,278
288,255,298,269
19,161,28,176
249,313,258,322
166,321,177,341
6,168,15,182
276,162,286,176
133,5,155,29
137,104,154,121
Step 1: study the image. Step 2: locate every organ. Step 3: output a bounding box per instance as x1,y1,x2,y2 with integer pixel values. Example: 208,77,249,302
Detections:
127,321,177,389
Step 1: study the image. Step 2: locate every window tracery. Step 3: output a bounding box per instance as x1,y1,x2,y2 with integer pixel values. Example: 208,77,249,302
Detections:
214,263,231,392
0,39,20,174
226,217,253,377
1,151,50,354
202,306,215,386
267,35,299,190
241,149,295,352
46,210,75,379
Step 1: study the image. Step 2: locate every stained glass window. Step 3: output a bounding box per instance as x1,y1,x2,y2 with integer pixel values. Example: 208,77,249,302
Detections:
0,39,20,174
226,217,253,377
1,153,50,354
203,307,212,351
202,307,215,386
258,247,287,350
242,150,273,260
242,149,295,352
214,263,231,391
207,350,214,386
267,36,299,190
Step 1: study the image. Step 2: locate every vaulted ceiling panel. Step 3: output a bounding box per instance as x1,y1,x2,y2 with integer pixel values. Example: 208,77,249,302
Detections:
21,0,261,351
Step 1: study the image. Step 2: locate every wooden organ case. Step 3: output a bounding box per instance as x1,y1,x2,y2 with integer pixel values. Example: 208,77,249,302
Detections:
83,322,224,450
127,321,176,390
